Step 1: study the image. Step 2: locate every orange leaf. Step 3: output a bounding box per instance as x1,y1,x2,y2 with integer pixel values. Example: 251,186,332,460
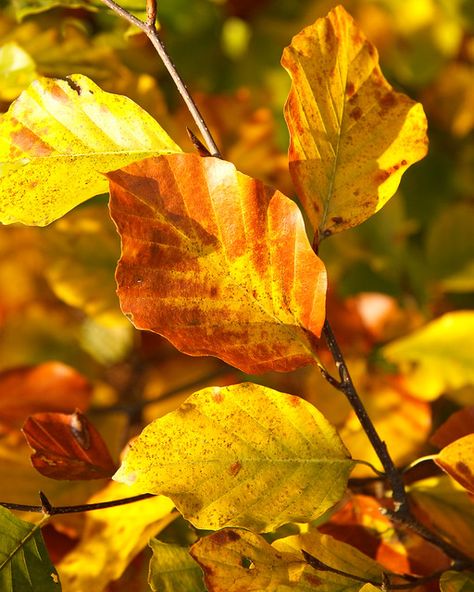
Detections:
430,407,474,449
281,5,428,241
108,154,327,373
435,434,474,494
0,362,92,434
22,410,116,480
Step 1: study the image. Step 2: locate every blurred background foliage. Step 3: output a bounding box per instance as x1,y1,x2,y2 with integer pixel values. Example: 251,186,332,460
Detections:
0,0,473,485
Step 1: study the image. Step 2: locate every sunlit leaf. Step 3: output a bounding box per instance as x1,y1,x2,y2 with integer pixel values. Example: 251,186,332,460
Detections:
108,153,327,374
382,311,474,400
0,362,92,434
11,0,146,21
0,507,60,591
430,407,474,449
281,5,428,240
22,410,116,480
435,435,474,494
113,383,354,531
0,75,180,226
408,476,474,559
0,42,37,102
440,570,474,592
57,482,176,592
148,539,206,592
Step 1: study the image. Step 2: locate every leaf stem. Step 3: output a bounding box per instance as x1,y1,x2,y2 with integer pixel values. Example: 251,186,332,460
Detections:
0,492,155,515
96,0,221,158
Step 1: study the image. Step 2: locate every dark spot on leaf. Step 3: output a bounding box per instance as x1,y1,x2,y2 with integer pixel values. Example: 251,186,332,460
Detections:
178,402,196,414
322,229,332,238
290,395,301,406
210,286,218,297
212,391,224,403
304,574,322,586
331,216,343,224
229,461,242,476
375,170,390,182
350,107,362,121
346,81,355,97
65,78,82,95
213,529,240,544
401,159,407,166
240,556,253,569
456,461,472,476
354,189,360,196
379,92,396,110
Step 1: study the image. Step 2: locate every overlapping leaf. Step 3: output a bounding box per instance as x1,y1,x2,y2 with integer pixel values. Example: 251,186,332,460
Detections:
435,435,474,494
382,311,474,400
0,74,180,226
113,383,354,531
22,410,116,480
0,42,37,102
440,570,474,592
148,539,206,592
282,5,428,240
0,507,60,592
108,153,327,374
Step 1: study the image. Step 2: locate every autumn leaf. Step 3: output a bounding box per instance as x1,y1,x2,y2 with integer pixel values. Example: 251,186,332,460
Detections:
0,362,92,434
57,482,176,592
440,570,474,592
0,74,180,226
434,435,474,494
0,507,60,592
113,383,354,531
382,311,474,400
108,153,327,374
22,410,116,480
148,539,206,592
430,407,474,449
281,5,428,241
0,42,37,102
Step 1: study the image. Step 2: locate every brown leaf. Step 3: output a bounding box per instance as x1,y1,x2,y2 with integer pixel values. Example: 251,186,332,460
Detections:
430,407,474,449
22,410,116,480
0,362,92,434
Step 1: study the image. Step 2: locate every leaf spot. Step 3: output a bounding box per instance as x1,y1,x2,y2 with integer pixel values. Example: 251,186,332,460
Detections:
379,92,396,110
349,106,362,120
213,529,241,544
456,461,472,476
345,81,355,97
229,461,242,476
331,216,344,225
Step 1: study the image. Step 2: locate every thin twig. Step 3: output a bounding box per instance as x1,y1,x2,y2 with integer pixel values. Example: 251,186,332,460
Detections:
96,0,221,158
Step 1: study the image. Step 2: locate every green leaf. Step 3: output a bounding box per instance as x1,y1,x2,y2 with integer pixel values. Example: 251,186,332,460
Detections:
382,311,474,400
0,74,180,226
11,0,146,21
148,539,206,592
113,382,355,532
440,570,474,592
0,507,61,592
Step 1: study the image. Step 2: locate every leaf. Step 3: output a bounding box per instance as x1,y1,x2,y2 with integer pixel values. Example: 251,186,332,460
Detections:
0,42,37,102
0,507,60,592
11,0,146,22
0,74,180,226
148,539,206,592
22,410,116,480
408,476,474,559
430,407,474,449
281,5,428,240
57,482,176,592
113,383,354,531
108,153,327,374
0,362,92,434
440,570,474,592
435,435,474,494
382,311,474,400
190,528,304,591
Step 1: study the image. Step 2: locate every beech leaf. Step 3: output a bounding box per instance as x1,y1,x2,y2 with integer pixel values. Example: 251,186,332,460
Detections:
22,410,116,480
281,5,428,240
113,382,354,532
148,539,206,592
435,435,474,494
0,74,180,226
0,507,60,592
108,153,327,374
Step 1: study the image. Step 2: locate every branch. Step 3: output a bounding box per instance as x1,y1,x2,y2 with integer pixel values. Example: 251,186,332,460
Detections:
0,491,155,515
96,0,221,158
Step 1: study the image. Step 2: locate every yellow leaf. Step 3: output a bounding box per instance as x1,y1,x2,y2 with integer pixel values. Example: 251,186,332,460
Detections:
113,383,354,532
57,482,176,592
435,435,474,494
281,5,428,241
408,476,474,559
0,74,180,226
0,42,37,102
108,153,327,374
382,311,474,400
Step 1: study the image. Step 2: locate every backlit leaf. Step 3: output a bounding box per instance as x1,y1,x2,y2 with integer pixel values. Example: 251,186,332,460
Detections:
382,311,474,400
148,539,206,592
57,482,176,592
113,383,354,531
22,410,116,480
435,435,474,494
440,570,474,592
11,0,146,21
281,5,428,240
408,476,474,559
0,75,180,226
0,362,92,434
0,42,37,102
108,153,327,374
0,507,60,592
430,407,474,449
